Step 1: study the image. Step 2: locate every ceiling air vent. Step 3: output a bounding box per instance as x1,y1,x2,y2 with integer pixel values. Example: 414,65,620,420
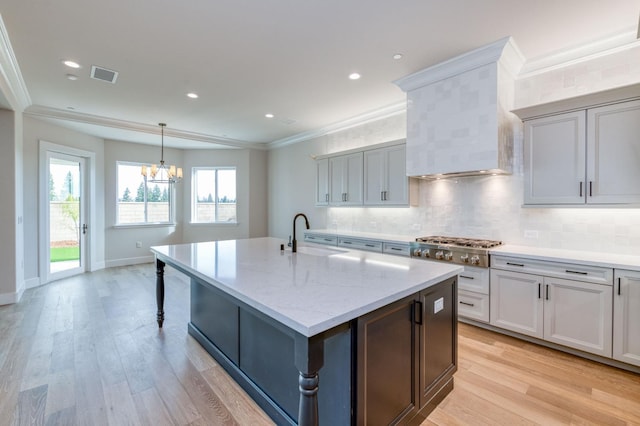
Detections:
90,65,119,84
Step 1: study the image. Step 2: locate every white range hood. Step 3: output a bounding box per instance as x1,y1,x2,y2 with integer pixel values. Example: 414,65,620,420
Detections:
394,37,524,178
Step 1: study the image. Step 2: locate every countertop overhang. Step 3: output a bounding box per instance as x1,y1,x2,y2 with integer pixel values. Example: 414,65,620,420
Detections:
151,237,462,337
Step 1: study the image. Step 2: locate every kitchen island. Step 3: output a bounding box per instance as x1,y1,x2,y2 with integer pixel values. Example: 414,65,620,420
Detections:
151,237,462,426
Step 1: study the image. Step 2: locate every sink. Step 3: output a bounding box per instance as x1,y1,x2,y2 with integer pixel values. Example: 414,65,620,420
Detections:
292,246,347,256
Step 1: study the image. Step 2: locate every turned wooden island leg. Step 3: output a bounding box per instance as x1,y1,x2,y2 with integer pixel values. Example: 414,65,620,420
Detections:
294,334,325,426
156,258,165,328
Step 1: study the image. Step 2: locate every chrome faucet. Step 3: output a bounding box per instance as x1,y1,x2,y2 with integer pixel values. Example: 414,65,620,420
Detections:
291,213,310,253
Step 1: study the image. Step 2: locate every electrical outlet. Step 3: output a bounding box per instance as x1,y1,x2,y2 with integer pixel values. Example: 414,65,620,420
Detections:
136,241,142,248
524,230,539,239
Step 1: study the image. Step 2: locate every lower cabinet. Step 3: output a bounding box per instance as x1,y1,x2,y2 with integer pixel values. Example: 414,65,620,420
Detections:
490,267,613,357
356,277,457,425
614,270,640,367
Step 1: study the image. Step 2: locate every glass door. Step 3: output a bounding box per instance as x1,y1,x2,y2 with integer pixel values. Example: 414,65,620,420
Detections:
46,152,86,281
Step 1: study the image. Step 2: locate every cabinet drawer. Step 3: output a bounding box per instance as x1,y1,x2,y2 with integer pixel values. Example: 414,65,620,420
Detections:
383,242,410,257
338,237,383,252
458,266,490,294
458,290,489,323
304,234,338,246
491,255,613,285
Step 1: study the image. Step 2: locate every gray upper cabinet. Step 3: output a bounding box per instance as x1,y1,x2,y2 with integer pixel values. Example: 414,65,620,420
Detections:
329,152,363,206
587,100,640,204
364,144,408,206
523,99,640,205
315,158,329,206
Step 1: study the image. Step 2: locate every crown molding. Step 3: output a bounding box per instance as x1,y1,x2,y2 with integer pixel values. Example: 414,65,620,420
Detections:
519,29,639,77
267,101,407,149
393,36,524,92
25,105,266,149
0,14,31,111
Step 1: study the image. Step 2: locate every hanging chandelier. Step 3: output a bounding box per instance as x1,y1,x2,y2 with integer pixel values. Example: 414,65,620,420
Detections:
141,123,182,184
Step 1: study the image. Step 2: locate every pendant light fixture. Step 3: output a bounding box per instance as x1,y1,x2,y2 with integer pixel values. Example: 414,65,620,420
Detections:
141,123,182,184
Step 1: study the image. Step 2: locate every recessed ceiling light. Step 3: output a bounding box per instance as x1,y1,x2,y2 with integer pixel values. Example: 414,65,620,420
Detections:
66,74,78,81
348,72,361,80
392,53,403,60
63,60,80,69
265,113,274,118
187,92,198,99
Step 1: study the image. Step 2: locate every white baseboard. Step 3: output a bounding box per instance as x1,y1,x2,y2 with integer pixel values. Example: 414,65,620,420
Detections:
105,255,154,269
90,261,106,272
0,280,25,305
25,277,42,289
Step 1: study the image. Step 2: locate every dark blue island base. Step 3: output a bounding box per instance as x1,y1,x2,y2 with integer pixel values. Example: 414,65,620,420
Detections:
155,258,457,426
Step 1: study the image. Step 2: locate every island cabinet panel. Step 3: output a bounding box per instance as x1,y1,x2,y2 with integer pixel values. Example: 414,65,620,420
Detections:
191,278,239,364
419,277,457,413
356,294,419,426
356,277,457,426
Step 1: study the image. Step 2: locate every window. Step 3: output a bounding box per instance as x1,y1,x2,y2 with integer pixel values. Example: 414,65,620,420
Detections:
192,167,237,223
117,162,173,224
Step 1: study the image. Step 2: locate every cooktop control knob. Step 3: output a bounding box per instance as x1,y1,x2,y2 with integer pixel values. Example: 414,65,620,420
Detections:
460,254,469,263
444,252,453,261
414,249,422,257
423,251,430,258
435,251,444,260
470,255,480,266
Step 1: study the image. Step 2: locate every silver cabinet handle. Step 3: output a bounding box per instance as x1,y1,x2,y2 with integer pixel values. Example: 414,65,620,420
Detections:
538,283,541,299
546,284,549,300
618,277,621,296
506,262,524,267
565,270,588,275
325,193,329,202
381,191,384,201
579,181,583,197
459,301,475,307
390,247,402,251
589,181,593,197
460,275,474,280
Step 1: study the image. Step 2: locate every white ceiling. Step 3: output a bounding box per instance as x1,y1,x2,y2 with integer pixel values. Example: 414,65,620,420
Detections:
0,0,638,149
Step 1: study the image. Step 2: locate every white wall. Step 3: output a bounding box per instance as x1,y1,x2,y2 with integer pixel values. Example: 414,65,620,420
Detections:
0,109,21,304
22,116,106,284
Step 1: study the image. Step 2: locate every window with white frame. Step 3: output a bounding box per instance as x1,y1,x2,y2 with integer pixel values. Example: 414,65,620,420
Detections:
117,162,173,224
192,167,237,223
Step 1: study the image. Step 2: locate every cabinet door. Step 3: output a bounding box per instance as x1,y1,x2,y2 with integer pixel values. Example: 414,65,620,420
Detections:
364,145,408,206
344,152,363,205
364,148,385,205
490,269,543,338
356,294,418,426
315,158,329,205
587,100,640,204
329,153,363,206
543,277,612,357
524,111,586,205
614,270,640,366
418,277,457,409
385,145,409,205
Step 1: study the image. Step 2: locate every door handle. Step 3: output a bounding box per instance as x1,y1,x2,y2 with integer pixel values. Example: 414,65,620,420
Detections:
82,224,88,235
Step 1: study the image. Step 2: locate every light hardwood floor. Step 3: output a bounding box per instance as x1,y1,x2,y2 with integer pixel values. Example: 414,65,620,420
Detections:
1,264,638,425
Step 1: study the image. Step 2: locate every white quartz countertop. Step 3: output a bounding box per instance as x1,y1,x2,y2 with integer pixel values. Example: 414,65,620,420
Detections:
151,237,461,337
491,244,640,271
305,229,415,244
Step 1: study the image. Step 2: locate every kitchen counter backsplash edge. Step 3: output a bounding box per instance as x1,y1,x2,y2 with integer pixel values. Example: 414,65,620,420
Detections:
491,245,640,271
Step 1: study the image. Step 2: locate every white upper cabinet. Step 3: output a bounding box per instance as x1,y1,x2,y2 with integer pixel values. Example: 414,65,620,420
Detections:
587,100,640,204
614,269,640,367
329,152,363,206
364,145,408,206
522,99,640,205
315,158,329,206
524,111,586,205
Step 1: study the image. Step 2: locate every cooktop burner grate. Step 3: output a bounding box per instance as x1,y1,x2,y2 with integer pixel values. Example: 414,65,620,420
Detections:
415,236,502,249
